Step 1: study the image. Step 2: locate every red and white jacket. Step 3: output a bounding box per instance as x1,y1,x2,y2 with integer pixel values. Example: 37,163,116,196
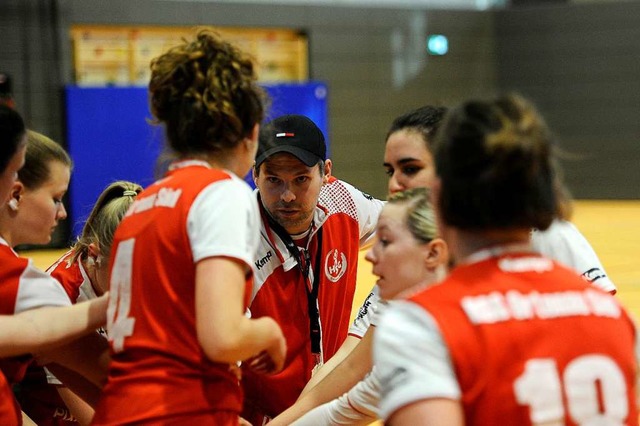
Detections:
242,177,383,421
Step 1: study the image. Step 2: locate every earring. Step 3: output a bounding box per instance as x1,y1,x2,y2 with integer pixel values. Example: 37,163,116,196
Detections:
86,256,96,267
8,199,18,211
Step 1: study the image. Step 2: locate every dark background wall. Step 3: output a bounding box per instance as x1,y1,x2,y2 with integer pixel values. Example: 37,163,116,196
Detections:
495,1,640,199
0,1,65,146
1,0,638,208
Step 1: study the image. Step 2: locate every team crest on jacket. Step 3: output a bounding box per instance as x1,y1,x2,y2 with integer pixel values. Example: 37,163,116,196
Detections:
325,249,347,282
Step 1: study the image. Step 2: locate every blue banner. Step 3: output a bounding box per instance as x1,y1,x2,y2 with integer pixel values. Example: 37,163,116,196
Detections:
65,82,328,238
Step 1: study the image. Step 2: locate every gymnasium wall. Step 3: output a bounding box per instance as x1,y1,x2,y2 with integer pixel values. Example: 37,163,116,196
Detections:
1,0,498,207
494,1,640,199
1,0,638,210
0,1,64,151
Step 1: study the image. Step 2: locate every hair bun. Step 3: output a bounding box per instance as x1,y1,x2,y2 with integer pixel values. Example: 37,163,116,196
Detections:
434,93,559,231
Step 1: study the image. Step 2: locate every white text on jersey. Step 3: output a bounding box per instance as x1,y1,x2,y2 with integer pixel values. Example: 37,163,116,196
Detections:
461,289,620,324
126,188,182,216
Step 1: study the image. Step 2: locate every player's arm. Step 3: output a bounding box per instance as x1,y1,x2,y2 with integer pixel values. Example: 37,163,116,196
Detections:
292,366,381,425
39,365,96,425
0,294,108,357
58,386,94,425
191,180,286,370
196,256,285,370
38,330,111,396
306,330,374,397
387,399,463,426
301,287,379,396
45,361,105,407
271,330,374,425
301,334,362,395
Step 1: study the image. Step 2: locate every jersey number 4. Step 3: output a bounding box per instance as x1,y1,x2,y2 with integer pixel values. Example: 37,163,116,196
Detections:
107,238,136,353
514,355,628,425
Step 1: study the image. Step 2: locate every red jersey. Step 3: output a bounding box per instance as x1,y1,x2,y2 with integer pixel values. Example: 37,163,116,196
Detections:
92,161,260,425
17,251,101,426
242,177,383,421
376,250,638,425
0,238,72,422
48,250,101,303
0,372,20,426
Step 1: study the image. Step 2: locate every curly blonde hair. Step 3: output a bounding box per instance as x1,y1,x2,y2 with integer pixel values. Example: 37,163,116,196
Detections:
149,29,266,157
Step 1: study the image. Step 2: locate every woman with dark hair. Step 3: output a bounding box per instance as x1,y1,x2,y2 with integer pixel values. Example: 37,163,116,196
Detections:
383,104,615,293
375,94,638,425
0,105,26,202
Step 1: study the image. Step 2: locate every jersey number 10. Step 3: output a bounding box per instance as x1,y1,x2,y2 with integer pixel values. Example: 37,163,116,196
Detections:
514,355,628,424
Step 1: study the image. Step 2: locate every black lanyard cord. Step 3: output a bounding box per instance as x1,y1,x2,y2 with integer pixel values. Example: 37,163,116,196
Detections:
260,200,324,356
306,231,323,355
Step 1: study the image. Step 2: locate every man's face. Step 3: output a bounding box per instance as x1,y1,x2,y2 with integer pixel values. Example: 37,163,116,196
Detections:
255,153,329,235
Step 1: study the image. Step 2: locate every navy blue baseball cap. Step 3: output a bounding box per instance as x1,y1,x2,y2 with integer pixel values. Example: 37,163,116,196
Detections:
255,115,326,169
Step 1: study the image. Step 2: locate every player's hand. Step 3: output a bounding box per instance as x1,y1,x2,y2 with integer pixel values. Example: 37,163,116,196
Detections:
247,320,286,374
266,322,286,374
247,350,277,374
248,340,286,374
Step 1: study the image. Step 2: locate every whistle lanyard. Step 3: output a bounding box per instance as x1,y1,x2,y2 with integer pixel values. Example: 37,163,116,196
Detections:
261,203,324,358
